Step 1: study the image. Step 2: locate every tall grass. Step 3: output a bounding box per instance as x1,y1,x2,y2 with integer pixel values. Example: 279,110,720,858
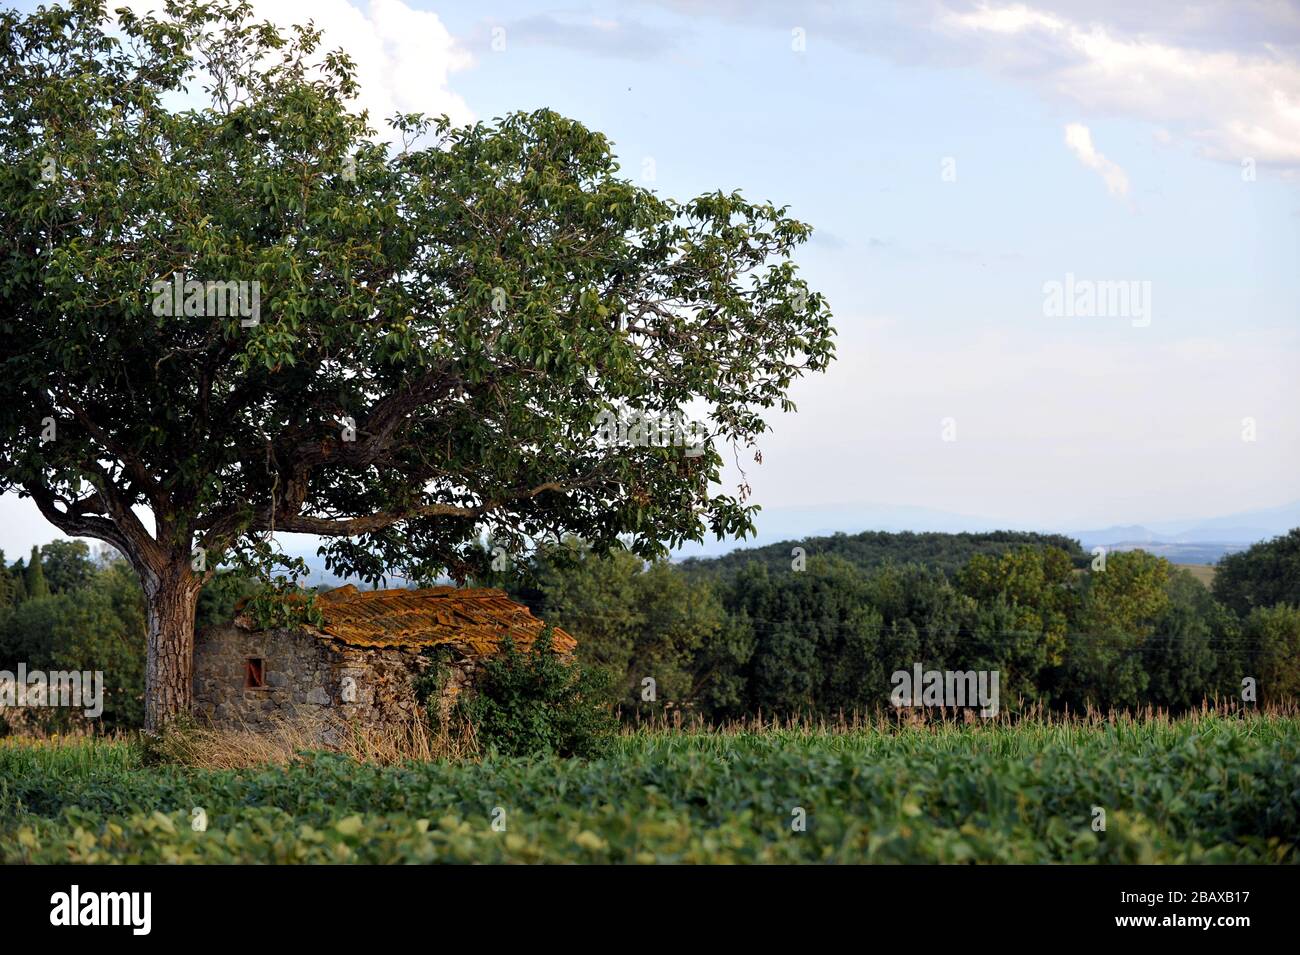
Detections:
616,700,1300,757
0,731,141,776
1,699,1295,770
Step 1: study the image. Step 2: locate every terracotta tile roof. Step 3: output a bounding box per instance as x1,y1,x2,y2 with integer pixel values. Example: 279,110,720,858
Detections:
237,585,577,657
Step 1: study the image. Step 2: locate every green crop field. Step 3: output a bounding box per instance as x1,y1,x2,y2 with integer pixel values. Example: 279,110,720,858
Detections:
3,715,1298,864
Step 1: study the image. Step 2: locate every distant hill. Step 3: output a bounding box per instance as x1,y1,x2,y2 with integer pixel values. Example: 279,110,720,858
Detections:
1073,502,1300,565
1100,540,1248,564
677,529,1087,580
1074,501,1300,550
668,500,1300,564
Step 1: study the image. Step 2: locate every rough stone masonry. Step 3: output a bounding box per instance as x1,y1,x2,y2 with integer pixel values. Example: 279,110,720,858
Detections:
191,585,575,742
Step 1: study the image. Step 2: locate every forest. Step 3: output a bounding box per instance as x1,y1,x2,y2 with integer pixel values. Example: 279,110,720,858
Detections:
3,527,1297,733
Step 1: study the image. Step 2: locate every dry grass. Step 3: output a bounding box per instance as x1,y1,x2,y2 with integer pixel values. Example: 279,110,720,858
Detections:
619,697,1300,737
151,711,480,768
1181,563,1218,587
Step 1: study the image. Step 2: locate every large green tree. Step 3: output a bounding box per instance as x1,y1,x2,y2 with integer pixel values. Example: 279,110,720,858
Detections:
957,545,1078,705
1213,529,1300,618
1144,569,1240,710
0,1,834,727
1063,550,1172,710
1242,604,1300,705
40,539,95,594
516,539,727,711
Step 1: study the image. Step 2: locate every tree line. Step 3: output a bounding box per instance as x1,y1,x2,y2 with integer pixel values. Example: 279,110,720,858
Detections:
1,529,1298,732
496,529,1300,719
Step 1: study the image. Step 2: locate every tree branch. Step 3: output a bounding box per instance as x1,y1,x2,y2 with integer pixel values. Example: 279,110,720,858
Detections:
258,480,570,537
24,481,135,562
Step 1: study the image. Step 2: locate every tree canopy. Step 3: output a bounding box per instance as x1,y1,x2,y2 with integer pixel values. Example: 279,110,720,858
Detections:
1213,529,1300,618
0,0,834,725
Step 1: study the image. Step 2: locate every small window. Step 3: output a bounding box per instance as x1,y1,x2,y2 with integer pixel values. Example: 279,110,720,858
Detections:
244,657,266,689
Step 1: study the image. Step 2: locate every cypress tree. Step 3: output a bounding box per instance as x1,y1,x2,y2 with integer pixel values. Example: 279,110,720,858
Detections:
24,545,49,599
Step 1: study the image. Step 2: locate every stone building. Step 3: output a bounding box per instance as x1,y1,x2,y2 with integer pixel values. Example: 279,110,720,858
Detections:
192,584,576,736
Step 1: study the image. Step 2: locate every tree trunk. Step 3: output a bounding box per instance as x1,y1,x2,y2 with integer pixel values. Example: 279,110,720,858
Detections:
143,564,202,731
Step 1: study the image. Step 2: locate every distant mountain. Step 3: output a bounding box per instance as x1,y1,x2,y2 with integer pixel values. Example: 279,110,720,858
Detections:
1074,525,1159,547
669,499,1298,564
1146,500,1300,541
1070,501,1299,564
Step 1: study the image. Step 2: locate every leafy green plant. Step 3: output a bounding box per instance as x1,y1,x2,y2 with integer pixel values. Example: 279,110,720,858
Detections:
241,584,325,632
2,714,1298,863
460,629,616,758
413,645,457,722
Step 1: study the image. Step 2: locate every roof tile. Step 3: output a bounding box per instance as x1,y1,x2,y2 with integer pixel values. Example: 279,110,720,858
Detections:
237,586,576,657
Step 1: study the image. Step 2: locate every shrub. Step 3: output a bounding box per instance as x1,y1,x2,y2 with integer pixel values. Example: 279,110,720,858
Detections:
460,629,615,758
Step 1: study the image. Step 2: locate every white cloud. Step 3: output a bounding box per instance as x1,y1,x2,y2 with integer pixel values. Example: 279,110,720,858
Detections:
1063,122,1130,197
951,3,1064,34
116,0,475,135
651,1,1300,170
940,2,1300,168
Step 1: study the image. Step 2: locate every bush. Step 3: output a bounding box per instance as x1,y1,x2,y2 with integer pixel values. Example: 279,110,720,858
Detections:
460,629,615,758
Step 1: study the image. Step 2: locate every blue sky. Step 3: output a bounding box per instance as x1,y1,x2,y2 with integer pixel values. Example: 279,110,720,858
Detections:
2,0,1298,557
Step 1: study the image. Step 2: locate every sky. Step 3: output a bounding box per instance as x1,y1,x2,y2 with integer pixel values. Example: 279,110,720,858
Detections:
3,0,1298,559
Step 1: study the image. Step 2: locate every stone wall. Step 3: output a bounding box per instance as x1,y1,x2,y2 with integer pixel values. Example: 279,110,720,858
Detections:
192,625,470,740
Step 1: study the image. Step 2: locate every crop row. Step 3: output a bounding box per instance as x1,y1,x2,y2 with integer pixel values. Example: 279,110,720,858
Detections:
2,716,1297,863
